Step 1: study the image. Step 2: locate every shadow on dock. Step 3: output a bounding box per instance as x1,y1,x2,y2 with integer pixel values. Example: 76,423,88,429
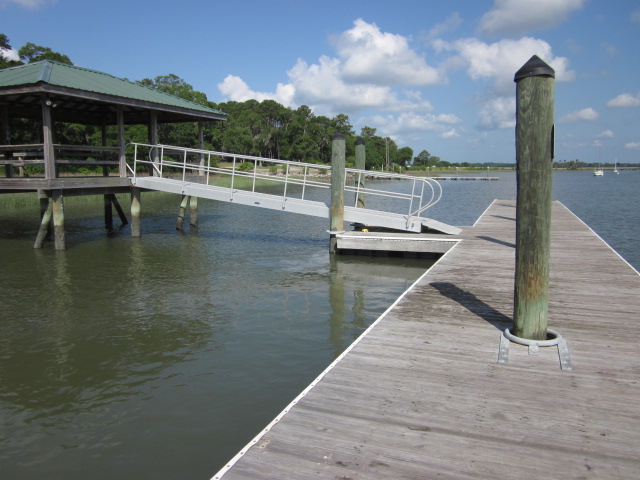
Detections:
430,281,512,330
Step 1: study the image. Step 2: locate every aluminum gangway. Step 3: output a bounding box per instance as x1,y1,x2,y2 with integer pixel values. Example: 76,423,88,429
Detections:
126,143,461,235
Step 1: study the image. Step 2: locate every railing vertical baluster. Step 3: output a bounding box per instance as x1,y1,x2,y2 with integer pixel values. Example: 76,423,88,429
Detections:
252,160,257,192
206,153,210,185
282,163,289,209
408,178,416,217
182,149,187,183
230,156,236,199
302,165,307,200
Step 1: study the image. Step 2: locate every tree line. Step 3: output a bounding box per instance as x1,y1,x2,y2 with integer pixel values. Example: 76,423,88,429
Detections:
2,33,479,171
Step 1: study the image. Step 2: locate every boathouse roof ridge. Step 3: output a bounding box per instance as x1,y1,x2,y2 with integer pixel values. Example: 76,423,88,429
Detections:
0,60,227,124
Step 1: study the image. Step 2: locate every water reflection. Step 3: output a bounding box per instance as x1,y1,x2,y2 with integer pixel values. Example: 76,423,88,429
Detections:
1,196,434,479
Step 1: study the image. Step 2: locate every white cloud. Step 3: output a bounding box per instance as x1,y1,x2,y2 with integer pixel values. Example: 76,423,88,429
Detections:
625,142,640,150
559,108,598,123
436,37,574,95
0,48,20,61
597,130,614,138
479,0,586,36
0,0,54,8
607,92,640,108
367,112,462,142
427,12,463,40
478,96,515,130
219,19,443,117
333,19,443,87
218,75,295,107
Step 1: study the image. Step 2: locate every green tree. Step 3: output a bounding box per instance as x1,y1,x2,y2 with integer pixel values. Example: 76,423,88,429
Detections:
0,34,21,69
397,146,414,167
18,42,72,64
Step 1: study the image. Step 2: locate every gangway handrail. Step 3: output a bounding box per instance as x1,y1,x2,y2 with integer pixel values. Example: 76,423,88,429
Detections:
126,143,443,228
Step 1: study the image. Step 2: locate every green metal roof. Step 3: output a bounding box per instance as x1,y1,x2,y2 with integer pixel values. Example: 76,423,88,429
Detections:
0,60,226,120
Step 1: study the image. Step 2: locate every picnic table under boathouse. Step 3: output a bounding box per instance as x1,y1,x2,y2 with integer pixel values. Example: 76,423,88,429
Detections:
213,199,640,480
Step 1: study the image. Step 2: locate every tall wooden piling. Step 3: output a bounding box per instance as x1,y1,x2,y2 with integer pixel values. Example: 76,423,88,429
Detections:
131,188,141,237
176,195,190,230
329,132,346,253
355,137,366,209
52,190,65,250
34,197,52,249
513,55,555,340
189,196,198,228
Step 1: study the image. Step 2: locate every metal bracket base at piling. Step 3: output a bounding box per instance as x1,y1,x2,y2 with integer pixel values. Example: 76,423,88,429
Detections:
498,327,572,371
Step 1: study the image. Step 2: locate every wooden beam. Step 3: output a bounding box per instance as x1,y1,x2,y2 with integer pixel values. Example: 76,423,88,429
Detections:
41,96,56,180
131,187,141,237
51,189,65,250
176,194,189,230
148,110,159,176
117,106,126,177
330,133,346,253
34,194,52,249
513,56,555,340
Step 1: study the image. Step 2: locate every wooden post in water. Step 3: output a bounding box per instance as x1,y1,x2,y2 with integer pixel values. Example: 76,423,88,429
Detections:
51,189,65,250
329,132,346,253
176,195,190,230
104,194,113,229
34,195,52,249
189,196,198,228
131,188,141,237
354,137,366,209
513,55,555,340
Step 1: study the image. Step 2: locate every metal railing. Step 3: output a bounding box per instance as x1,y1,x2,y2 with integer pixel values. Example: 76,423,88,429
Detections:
126,143,442,222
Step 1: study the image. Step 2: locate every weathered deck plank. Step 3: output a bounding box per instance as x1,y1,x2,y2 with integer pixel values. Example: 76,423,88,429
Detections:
214,200,640,480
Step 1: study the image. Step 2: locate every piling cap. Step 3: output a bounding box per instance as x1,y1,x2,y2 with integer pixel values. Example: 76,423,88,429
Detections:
355,137,365,145
514,55,555,82
332,132,346,140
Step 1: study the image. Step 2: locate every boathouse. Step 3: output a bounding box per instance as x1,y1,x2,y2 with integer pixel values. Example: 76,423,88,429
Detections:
0,60,226,248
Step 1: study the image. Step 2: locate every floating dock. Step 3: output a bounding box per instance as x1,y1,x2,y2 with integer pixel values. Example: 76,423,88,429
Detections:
213,200,640,479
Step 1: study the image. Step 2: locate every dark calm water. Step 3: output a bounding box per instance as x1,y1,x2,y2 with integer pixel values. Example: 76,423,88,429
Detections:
0,170,637,480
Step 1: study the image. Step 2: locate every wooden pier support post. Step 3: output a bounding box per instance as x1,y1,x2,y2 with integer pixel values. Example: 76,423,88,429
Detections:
34,196,53,249
176,195,190,230
355,137,366,209
513,55,555,340
189,196,198,228
104,194,113,229
51,190,65,250
131,188,141,237
110,194,129,226
329,132,346,253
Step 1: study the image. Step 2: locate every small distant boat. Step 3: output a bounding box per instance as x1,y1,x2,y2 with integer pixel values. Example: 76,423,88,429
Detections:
614,161,619,175
594,168,604,176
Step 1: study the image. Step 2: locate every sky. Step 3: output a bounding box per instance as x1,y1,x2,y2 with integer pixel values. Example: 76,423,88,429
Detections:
1,0,639,164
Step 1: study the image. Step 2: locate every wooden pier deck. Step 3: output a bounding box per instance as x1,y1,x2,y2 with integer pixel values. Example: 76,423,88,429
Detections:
214,200,640,480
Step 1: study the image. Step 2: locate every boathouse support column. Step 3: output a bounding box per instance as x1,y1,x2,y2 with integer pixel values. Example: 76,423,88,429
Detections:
117,106,126,178
1,104,10,178
355,137,366,209
198,122,205,176
513,55,555,341
176,195,190,230
42,97,56,180
52,190,65,250
189,196,198,228
329,132,346,253
149,111,159,176
34,193,52,249
131,188,141,237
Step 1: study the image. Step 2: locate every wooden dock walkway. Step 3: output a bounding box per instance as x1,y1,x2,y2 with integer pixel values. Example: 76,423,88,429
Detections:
213,200,640,480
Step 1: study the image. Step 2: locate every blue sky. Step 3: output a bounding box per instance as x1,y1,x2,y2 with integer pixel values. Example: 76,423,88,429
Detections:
1,0,639,164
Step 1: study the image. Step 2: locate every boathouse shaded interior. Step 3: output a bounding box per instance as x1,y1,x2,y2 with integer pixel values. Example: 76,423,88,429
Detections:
0,60,226,184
